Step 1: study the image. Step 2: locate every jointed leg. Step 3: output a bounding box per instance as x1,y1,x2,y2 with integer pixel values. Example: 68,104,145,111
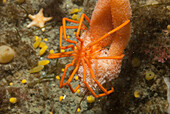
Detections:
85,20,130,49
82,58,99,98
76,13,90,42
95,82,114,97
84,57,108,94
62,18,88,30
59,58,76,88
63,25,87,50
91,54,125,59
61,17,88,50
82,58,112,98
59,26,77,50
67,59,81,93
47,51,74,59
62,18,88,43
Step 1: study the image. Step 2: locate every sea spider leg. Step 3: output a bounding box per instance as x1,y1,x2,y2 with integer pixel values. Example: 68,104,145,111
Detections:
85,20,130,50
81,58,95,95
59,58,76,88
47,51,75,59
62,18,88,49
59,26,86,50
67,59,81,93
84,57,111,97
82,58,109,98
59,26,74,50
82,58,99,97
60,18,88,50
91,54,125,59
97,82,114,97
62,18,88,31
76,13,90,42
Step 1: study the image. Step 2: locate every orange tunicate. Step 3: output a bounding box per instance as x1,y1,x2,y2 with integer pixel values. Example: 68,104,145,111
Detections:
90,0,131,56
78,0,131,93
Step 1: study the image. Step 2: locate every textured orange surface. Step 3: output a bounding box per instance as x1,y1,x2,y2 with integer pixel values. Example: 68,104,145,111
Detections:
90,0,131,56
78,0,131,92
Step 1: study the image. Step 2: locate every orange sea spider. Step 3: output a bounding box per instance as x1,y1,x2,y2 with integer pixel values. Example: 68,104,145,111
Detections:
48,0,131,98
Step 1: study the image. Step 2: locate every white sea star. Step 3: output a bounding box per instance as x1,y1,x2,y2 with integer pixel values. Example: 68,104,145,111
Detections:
27,8,52,31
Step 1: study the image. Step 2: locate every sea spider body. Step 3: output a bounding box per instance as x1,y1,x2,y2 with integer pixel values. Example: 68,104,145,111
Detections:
47,13,130,98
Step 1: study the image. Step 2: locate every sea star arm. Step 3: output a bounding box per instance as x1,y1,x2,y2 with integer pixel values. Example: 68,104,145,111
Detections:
28,14,35,20
43,17,53,22
27,21,37,28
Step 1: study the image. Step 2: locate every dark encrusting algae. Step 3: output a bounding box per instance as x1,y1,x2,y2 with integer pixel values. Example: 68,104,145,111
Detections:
0,0,169,114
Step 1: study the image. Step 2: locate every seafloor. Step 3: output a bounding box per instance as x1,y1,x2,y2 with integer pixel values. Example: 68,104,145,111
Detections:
0,0,169,114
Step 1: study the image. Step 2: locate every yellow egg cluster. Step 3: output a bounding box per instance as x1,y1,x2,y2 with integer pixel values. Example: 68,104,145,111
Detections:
39,46,48,56
87,95,95,103
56,75,60,80
21,79,27,84
33,36,48,56
77,108,80,112
74,76,79,80
10,97,17,104
33,37,41,49
30,65,44,73
30,36,50,73
61,68,65,72
38,60,50,66
70,8,82,21
50,49,54,54
9,82,13,86
60,49,65,53
66,35,70,39
39,42,46,48
59,96,63,102
72,14,80,21
70,8,82,15
76,89,80,94
44,38,48,42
